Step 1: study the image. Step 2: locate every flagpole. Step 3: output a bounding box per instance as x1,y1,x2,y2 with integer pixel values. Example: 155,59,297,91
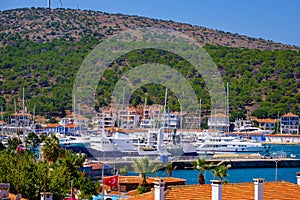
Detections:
102,159,105,200
118,172,120,199
102,120,105,200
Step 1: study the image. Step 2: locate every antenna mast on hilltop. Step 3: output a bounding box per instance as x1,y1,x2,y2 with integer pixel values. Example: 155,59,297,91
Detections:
47,0,63,9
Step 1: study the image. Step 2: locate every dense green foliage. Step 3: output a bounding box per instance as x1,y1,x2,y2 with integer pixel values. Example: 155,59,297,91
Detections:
206,45,300,119
0,134,98,199
0,9,299,120
0,36,99,117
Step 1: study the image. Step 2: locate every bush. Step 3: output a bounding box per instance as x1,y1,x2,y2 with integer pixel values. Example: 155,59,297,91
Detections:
137,185,151,194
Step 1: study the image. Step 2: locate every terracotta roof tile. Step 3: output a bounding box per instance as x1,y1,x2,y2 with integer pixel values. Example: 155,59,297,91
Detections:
11,113,32,117
122,191,154,200
257,118,277,123
266,134,300,137
64,124,79,128
164,181,300,200
283,113,299,117
46,123,60,128
127,181,300,200
118,176,185,185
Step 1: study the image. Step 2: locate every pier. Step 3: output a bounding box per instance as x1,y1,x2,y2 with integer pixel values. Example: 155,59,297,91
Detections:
172,158,300,169
104,157,300,171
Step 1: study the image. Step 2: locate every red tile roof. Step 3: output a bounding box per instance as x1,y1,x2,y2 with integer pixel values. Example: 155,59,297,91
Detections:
64,124,79,128
127,181,300,200
283,113,299,117
46,123,60,128
118,176,185,185
257,118,277,123
11,113,32,117
266,134,300,137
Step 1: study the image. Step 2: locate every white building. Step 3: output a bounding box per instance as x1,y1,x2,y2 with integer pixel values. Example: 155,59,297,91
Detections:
280,113,299,134
208,113,229,132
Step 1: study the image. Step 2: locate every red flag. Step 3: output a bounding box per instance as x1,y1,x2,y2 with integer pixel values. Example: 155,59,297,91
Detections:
71,188,75,200
103,175,119,186
71,183,76,200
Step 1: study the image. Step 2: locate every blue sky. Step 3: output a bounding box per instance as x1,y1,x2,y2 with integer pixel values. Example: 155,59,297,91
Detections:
0,0,299,47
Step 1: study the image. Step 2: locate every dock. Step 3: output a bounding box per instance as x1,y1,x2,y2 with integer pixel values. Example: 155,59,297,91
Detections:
172,158,300,169
105,157,300,171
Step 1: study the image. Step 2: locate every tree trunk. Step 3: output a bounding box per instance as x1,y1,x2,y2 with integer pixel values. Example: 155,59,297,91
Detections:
198,173,205,184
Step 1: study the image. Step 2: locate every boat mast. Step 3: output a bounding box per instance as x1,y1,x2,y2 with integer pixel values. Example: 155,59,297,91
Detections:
121,87,125,129
226,82,230,135
199,98,202,130
1,106,3,138
144,97,147,119
22,88,25,146
277,110,279,134
73,95,76,135
22,88,25,115
78,103,82,135
33,105,35,133
180,101,183,131
163,88,168,129
14,99,16,114
157,88,168,151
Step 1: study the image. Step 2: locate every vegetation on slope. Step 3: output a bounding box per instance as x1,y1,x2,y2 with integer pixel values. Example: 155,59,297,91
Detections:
0,8,299,120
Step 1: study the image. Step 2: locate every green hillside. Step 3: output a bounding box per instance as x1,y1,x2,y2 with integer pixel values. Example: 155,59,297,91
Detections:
0,8,299,119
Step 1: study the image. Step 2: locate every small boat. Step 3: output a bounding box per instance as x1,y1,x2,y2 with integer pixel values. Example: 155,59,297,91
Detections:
290,154,296,158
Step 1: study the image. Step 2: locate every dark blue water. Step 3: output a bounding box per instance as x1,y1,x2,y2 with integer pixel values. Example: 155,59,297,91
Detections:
129,144,300,184
268,144,300,158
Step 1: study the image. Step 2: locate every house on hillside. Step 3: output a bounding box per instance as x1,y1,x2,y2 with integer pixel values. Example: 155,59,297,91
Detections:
280,113,299,134
257,118,277,131
45,123,65,134
208,113,229,132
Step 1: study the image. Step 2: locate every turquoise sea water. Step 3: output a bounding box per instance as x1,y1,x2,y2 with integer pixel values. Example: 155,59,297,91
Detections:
129,144,300,184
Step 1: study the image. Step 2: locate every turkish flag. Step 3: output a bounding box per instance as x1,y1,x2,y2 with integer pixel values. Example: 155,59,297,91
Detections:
71,188,75,200
103,175,119,186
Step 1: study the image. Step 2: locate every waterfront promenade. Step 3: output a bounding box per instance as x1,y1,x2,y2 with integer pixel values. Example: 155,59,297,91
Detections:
104,156,300,171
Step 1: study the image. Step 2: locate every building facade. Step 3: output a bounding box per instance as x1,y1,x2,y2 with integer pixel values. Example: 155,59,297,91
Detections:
280,113,299,134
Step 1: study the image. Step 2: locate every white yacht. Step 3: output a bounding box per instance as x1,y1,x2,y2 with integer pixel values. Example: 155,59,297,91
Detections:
233,126,274,134
196,131,266,154
58,136,91,148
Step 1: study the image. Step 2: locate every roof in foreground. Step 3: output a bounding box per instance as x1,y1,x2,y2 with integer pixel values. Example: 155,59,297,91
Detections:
126,181,300,200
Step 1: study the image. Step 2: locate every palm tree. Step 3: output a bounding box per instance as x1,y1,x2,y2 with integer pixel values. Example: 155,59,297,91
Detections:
41,134,65,164
165,162,177,177
211,165,229,182
132,157,161,186
193,158,211,184
25,132,41,148
119,166,128,176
